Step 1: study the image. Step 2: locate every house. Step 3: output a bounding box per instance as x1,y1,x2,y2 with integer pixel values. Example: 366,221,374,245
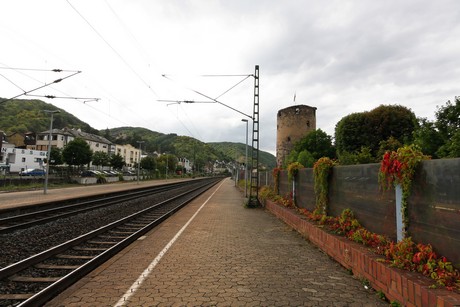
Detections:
1,146,47,173
35,127,113,154
113,143,141,169
178,157,192,173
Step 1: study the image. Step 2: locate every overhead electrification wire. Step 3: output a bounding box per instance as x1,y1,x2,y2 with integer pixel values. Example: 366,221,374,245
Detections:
0,66,79,73
25,94,100,102
66,0,159,98
0,63,148,129
0,73,25,92
214,75,252,100
0,71,81,105
161,74,253,119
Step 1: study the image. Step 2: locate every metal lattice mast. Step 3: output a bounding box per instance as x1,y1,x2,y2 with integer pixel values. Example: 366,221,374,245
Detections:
249,65,260,206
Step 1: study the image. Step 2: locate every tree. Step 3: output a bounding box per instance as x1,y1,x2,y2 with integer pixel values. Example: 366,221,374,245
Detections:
49,147,63,165
335,112,369,155
297,150,315,168
413,118,443,158
335,105,417,159
62,138,92,169
157,154,177,176
140,155,156,171
434,97,460,158
294,129,335,160
110,153,125,170
92,151,110,169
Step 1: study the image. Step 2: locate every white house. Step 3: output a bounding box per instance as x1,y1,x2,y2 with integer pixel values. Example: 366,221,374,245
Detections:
35,128,112,154
178,157,192,173
1,146,47,173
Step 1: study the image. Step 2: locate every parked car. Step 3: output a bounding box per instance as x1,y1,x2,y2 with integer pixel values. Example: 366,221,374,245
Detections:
80,170,102,177
19,168,46,176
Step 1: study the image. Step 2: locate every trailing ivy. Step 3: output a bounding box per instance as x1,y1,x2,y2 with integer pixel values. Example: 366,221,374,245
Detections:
272,167,282,194
287,162,303,183
313,157,336,214
378,145,430,236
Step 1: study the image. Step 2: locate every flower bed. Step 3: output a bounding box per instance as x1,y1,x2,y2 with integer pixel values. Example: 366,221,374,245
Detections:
264,199,460,307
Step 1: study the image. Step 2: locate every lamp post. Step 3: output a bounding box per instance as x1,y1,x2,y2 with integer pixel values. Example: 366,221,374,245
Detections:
241,119,249,197
136,141,144,184
165,153,169,179
43,110,60,194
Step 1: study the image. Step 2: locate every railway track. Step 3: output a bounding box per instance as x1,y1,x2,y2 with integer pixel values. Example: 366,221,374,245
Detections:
0,177,222,306
0,180,200,233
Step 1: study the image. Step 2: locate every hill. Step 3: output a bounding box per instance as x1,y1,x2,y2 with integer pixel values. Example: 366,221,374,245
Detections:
103,127,276,170
0,98,276,169
0,98,98,135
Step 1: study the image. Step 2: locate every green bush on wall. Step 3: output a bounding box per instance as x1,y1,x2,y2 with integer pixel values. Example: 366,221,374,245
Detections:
313,157,336,215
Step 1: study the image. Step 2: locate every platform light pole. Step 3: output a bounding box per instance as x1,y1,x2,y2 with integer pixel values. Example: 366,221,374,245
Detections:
136,141,144,184
241,119,249,197
43,110,60,194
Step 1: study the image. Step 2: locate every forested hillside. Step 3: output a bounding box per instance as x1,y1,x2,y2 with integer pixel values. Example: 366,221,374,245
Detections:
0,98,277,170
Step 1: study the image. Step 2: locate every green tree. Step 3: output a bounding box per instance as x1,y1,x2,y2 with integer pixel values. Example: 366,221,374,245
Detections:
49,147,63,165
297,150,315,168
434,97,460,158
335,112,369,155
110,153,125,170
140,155,156,171
413,118,443,158
294,129,335,160
62,138,93,169
157,154,177,177
335,105,417,159
92,151,110,169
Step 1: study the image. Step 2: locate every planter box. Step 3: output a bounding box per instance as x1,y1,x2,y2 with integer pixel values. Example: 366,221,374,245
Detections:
264,200,460,307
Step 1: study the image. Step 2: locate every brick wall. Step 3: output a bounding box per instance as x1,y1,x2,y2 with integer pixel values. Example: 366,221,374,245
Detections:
264,200,460,307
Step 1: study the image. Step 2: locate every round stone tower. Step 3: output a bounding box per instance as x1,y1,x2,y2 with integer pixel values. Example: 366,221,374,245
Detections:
276,105,317,167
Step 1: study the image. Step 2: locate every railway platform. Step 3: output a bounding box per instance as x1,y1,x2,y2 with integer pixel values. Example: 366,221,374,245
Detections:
37,177,386,306
0,179,186,211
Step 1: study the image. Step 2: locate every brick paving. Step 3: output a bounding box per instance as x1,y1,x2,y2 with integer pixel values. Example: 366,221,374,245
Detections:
45,178,387,306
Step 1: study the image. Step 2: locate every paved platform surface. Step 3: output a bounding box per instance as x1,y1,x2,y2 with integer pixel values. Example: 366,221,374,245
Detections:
44,178,387,306
0,179,185,211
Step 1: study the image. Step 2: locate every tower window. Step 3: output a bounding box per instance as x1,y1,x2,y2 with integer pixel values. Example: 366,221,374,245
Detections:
307,121,310,127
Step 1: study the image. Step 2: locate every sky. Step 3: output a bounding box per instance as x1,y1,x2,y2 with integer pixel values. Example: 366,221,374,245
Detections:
1,1,459,155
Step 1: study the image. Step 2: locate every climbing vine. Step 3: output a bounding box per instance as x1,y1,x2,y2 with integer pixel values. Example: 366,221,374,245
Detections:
287,162,303,183
378,145,430,235
272,167,282,194
313,157,336,214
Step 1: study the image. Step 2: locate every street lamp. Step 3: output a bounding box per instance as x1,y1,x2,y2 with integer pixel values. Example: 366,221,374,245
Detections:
43,110,60,194
241,119,249,197
136,141,144,184
165,153,169,179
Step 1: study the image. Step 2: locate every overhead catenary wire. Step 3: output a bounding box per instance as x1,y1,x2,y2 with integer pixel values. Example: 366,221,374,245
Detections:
0,71,81,105
24,94,100,102
161,74,253,119
0,66,80,73
66,0,159,98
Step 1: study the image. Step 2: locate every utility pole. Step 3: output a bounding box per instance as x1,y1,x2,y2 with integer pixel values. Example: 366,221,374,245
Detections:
248,65,260,207
136,141,144,184
43,110,60,194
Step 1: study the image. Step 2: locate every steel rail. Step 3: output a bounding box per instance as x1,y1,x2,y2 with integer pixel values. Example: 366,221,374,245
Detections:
0,180,200,233
0,178,222,306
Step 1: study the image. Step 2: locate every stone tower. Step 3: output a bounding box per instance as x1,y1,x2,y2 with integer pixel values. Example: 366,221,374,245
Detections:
276,105,317,167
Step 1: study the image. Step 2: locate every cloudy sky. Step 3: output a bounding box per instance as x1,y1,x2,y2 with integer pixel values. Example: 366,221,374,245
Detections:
1,1,459,155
